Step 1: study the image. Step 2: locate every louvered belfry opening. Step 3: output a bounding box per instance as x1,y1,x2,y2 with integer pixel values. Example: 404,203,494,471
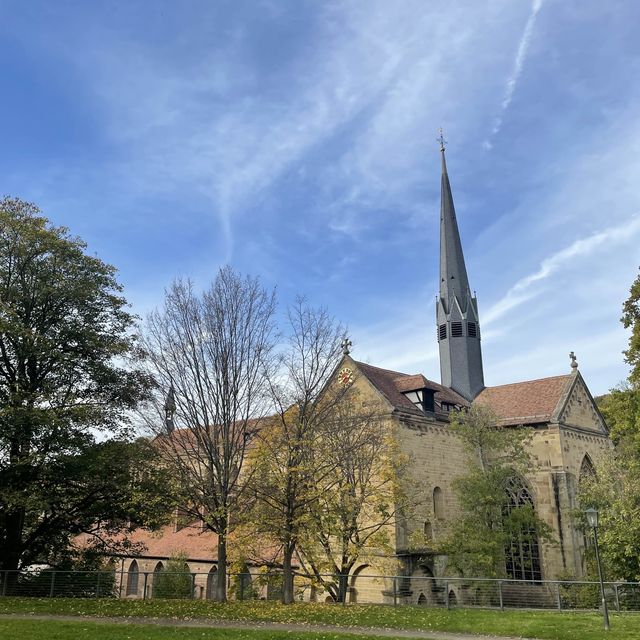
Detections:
451,322,463,337
438,324,447,341
467,322,477,337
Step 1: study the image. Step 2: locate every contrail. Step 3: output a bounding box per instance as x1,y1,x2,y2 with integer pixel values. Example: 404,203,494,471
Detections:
484,214,640,325
484,0,544,150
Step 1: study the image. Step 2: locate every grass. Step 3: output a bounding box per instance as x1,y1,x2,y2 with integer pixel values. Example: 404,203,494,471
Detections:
0,597,639,639
0,619,385,640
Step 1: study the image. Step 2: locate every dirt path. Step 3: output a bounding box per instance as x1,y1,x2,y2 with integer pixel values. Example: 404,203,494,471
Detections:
1,612,534,640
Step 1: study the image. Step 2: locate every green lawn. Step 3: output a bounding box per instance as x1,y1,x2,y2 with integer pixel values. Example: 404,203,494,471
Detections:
0,619,385,640
1,598,639,640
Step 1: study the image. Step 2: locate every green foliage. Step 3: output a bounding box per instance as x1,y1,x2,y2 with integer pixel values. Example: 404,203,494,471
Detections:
0,198,171,571
577,269,640,581
439,405,553,577
578,451,640,581
622,268,640,388
598,384,640,451
152,553,193,599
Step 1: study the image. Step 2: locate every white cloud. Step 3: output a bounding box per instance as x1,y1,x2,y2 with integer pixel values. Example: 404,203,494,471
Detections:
484,0,544,149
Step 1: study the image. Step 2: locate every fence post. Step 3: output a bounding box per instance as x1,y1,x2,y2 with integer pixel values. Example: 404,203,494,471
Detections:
498,580,503,611
614,584,620,613
392,576,397,606
49,572,56,598
191,574,196,600
556,583,562,611
2,571,7,597
445,581,449,609
143,572,149,600
96,571,101,597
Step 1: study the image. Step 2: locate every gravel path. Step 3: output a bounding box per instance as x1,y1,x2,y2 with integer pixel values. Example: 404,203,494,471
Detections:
1,612,535,640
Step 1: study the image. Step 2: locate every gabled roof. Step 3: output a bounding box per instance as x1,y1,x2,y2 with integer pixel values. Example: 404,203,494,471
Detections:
474,374,572,426
354,361,469,415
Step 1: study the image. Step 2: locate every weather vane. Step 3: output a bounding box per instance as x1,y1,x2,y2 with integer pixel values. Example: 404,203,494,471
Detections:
437,127,447,152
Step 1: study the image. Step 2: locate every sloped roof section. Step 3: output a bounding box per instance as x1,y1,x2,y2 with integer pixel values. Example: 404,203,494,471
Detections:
474,375,572,426
354,361,469,414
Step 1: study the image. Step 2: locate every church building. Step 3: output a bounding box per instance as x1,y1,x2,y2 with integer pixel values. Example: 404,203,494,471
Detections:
331,139,612,603
111,142,612,603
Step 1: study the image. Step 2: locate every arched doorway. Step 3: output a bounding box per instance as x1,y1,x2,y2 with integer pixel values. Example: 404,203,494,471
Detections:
411,565,436,605
151,561,164,598
349,564,370,604
126,560,139,597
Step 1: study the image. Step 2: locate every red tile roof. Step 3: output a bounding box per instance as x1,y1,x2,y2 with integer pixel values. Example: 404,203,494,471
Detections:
76,523,219,562
355,361,469,414
474,375,572,426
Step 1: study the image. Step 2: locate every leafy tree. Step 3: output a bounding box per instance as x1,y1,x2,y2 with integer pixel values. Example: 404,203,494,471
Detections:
577,269,640,581
439,405,553,578
577,451,640,581
246,300,345,604
296,390,410,603
0,198,164,572
622,268,640,388
141,269,277,602
152,552,193,599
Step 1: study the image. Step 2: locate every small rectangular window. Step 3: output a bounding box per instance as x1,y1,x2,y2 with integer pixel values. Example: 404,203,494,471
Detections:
438,324,447,340
467,322,477,337
451,322,463,337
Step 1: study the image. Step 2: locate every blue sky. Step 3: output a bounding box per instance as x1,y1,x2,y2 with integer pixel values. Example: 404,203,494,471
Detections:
2,0,639,395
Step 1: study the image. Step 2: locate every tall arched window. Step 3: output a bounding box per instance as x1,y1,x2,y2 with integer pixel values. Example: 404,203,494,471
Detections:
206,566,218,600
503,478,541,582
579,455,596,482
126,560,139,596
433,487,444,520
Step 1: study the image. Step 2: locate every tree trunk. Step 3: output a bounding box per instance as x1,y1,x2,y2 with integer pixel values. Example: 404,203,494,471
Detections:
1,508,25,572
282,543,295,604
337,571,349,603
215,533,227,602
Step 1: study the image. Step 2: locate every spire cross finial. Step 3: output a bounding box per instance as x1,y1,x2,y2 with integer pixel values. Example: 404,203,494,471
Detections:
341,336,352,356
437,128,447,152
569,351,578,370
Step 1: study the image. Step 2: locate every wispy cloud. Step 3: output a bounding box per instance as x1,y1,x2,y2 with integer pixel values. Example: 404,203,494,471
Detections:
483,215,640,326
483,0,544,150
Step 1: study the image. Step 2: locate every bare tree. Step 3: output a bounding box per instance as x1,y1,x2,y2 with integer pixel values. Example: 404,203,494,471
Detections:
247,299,345,604
141,267,276,602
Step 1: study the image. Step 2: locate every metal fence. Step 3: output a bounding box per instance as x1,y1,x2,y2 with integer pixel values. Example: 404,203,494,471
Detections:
1,569,639,612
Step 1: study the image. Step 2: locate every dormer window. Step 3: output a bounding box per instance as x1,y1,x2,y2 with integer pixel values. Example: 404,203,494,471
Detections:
403,387,435,413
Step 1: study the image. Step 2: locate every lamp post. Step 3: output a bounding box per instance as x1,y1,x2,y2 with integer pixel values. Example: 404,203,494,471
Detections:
585,507,610,631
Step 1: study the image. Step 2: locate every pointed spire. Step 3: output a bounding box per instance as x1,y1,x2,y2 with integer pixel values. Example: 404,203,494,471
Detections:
435,132,484,400
439,133,471,305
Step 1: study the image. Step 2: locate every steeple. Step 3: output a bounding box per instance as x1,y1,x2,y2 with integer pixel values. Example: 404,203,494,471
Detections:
436,134,485,400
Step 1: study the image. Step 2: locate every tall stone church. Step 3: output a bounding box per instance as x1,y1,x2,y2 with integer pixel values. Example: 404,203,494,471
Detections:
112,144,612,602
333,142,611,597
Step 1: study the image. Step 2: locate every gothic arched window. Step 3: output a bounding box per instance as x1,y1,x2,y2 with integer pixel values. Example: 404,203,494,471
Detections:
126,560,139,596
503,478,542,582
206,566,218,600
579,455,596,482
433,487,444,520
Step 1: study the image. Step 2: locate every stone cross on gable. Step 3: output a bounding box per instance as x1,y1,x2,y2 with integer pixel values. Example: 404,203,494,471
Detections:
569,351,578,370
341,336,352,356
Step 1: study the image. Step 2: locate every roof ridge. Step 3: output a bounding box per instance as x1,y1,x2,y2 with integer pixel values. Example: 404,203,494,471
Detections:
481,374,571,390
354,360,412,378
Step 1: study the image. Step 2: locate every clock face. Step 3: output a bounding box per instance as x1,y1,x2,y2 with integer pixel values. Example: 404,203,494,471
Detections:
338,367,354,387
